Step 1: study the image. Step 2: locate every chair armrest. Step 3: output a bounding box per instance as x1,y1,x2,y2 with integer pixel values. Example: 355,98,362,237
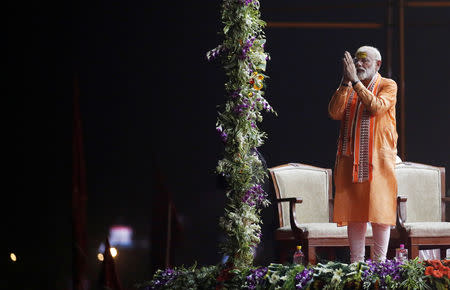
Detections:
276,197,303,233
396,195,407,229
277,197,303,203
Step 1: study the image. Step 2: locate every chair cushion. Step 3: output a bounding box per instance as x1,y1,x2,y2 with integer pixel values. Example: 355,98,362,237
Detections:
277,223,373,238
404,222,450,237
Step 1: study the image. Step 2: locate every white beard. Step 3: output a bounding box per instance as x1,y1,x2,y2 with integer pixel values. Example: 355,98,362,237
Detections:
357,63,377,81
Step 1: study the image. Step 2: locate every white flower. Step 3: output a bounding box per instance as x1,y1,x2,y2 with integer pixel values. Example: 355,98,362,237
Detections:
331,273,341,284
333,268,344,276
330,268,344,285
268,273,280,284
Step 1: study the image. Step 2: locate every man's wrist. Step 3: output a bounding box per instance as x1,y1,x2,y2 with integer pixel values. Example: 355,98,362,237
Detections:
351,79,360,86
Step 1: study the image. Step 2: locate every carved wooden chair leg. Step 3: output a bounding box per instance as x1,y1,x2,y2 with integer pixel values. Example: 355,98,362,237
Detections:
308,246,317,265
440,247,447,260
410,244,420,259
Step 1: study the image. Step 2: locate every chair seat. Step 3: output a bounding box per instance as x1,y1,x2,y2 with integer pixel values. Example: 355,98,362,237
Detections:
405,222,450,237
277,223,373,239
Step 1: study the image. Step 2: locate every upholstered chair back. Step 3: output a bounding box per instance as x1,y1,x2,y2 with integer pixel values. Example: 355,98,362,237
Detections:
395,162,443,222
270,164,331,226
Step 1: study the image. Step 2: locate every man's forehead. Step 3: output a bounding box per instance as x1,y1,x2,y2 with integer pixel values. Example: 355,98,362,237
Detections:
355,51,368,59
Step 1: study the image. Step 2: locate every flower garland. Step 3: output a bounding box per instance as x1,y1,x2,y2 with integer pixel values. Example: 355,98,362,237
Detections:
207,0,274,269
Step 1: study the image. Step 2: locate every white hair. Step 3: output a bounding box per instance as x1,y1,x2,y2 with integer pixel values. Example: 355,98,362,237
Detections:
356,46,382,61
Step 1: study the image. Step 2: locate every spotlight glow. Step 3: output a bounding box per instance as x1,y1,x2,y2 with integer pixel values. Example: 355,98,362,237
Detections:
10,253,17,262
109,247,118,258
97,253,104,261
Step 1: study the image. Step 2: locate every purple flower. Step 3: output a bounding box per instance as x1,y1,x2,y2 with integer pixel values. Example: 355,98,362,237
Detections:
206,45,225,61
231,89,241,99
295,268,313,289
221,131,228,142
242,184,267,207
260,100,272,112
148,268,178,289
240,37,256,60
240,0,253,6
362,259,403,288
216,127,228,143
233,99,251,116
245,267,268,289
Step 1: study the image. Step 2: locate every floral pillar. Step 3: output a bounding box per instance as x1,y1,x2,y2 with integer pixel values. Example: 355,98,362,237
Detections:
207,0,274,269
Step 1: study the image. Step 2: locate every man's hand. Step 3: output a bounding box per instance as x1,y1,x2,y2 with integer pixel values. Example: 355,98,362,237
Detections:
342,51,359,83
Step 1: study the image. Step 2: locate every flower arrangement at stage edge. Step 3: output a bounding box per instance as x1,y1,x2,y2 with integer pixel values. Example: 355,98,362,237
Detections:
140,260,450,289
294,268,314,289
141,268,179,289
138,265,219,290
243,266,268,289
398,258,431,290
207,0,275,269
308,261,368,289
361,259,403,289
423,259,450,290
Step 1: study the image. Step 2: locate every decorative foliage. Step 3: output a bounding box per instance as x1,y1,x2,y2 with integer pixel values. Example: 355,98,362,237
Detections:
141,259,450,289
399,258,430,290
138,265,218,290
207,0,275,268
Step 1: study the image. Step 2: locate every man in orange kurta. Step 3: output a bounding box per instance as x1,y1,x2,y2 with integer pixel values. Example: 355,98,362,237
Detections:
328,46,398,262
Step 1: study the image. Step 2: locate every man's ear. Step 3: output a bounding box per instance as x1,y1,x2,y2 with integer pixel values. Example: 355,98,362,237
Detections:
376,60,382,70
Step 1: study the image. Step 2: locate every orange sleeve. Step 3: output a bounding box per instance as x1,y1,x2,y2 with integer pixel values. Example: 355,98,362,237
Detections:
353,79,397,116
328,86,349,120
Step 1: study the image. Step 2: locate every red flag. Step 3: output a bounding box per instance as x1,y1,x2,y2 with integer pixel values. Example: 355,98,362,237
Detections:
99,239,123,290
72,75,88,290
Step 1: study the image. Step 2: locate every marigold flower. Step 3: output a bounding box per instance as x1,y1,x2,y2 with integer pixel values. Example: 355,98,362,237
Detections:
257,75,264,80
432,269,444,279
430,260,443,269
253,71,258,76
248,92,253,97
253,83,263,90
425,266,434,276
442,266,450,279
249,78,254,84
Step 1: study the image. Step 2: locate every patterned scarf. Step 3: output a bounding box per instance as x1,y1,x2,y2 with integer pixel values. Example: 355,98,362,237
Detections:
337,73,382,183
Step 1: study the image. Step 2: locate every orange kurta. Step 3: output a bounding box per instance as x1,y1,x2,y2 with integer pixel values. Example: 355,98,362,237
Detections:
329,77,398,226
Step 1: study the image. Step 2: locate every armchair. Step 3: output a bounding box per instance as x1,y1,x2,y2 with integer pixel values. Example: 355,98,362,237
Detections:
269,163,374,264
394,162,450,259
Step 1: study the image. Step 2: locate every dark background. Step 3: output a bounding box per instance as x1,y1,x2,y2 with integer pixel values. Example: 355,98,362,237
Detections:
7,0,449,289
